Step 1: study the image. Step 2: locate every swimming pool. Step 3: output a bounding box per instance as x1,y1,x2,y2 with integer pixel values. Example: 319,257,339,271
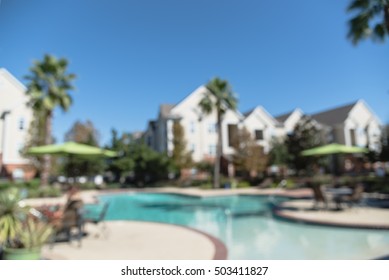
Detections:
94,192,389,259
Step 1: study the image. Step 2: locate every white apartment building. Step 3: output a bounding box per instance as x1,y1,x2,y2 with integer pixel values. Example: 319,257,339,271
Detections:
0,68,34,179
144,86,243,162
242,106,284,153
145,85,383,163
275,108,304,135
310,100,382,150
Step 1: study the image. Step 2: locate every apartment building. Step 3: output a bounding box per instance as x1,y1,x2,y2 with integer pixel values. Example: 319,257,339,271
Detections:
0,68,34,179
145,85,382,162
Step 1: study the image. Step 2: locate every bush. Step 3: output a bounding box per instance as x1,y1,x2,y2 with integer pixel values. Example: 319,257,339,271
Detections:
78,182,97,190
105,182,121,189
237,181,250,188
0,182,12,191
0,179,61,198
26,187,61,198
269,178,297,189
24,178,41,189
199,182,213,189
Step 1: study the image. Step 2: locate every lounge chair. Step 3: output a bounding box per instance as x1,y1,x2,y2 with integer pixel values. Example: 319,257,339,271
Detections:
51,199,84,247
83,202,109,238
334,183,364,210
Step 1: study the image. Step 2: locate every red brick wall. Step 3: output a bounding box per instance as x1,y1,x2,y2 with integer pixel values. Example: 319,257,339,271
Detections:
4,164,36,180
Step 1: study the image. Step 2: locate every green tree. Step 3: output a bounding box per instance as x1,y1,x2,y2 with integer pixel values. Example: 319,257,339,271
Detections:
286,116,323,173
269,138,290,177
131,144,175,186
380,124,389,161
347,0,389,44
25,109,51,172
106,130,175,186
106,129,136,182
25,54,76,186
232,128,268,180
198,77,238,188
65,120,100,145
172,120,193,170
63,120,103,177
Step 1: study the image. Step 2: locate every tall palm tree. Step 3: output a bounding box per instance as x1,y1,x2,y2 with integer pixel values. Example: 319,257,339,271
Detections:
347,0,389,44
198,77,238,188
25,54,76,187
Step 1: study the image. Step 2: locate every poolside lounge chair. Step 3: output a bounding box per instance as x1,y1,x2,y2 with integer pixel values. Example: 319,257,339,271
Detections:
334,183,364,210
51,199,84,247
83,202,109,238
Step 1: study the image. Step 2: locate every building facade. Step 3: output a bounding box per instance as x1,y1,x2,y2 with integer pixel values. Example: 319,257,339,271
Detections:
310,100,382,151
144,85,383,163
144,86,243,162
0,68,35,180
242,106,284,153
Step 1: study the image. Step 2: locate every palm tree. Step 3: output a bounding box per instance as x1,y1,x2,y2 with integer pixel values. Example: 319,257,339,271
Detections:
25,54,76,187
347,0,389,44
198,77,238,188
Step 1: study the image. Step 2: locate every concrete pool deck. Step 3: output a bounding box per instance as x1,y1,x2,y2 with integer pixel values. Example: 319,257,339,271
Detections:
274,200,389,229
42,221,227,260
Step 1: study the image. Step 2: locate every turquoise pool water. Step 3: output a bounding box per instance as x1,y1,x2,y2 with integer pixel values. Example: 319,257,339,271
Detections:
93,193,389,259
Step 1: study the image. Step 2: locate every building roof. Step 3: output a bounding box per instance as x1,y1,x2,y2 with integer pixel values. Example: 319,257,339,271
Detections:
243,106,282,127
160,104,175,118
310,101,357,126
0,68,27,92
275,111,294,123
243,108,255,117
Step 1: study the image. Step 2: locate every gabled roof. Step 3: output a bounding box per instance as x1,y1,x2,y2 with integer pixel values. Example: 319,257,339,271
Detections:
243,106,281,126
171,85,244,121
0,68,26,92
160,104,175,118
310,101,357,126
275,111,294,123
243,108,255,118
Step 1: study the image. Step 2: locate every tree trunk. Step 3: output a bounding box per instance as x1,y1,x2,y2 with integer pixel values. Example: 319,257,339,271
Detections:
214,110,222,189
40,111,52,187
385,5,389,33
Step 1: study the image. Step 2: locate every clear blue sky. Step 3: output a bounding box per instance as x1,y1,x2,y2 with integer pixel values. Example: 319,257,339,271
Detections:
1,0,388,146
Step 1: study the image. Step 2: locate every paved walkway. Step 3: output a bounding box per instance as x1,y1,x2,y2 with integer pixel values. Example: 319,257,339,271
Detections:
42,221,226,260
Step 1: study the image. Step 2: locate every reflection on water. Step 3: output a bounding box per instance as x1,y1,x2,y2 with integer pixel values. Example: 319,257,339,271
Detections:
99,193,389,259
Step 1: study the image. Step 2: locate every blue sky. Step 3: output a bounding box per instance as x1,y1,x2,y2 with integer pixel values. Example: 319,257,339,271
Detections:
1,0,388,145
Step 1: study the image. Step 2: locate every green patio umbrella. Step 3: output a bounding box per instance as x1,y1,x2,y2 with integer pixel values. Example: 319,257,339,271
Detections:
27,141,117,157
301,143,368,175
27,142,117,179
301,143,368,156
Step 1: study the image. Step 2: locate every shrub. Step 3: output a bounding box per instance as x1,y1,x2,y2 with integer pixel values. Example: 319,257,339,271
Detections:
199,182,213,189
237,181,250,188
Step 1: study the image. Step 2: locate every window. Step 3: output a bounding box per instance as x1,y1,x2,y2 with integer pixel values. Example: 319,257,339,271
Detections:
255,129,264,140
208,123,217,133
190,121,195,133
209,144,217,156
191,144,195,152
17,142,24,154
19,118,25,130
350,129,356,146
228,124,238,147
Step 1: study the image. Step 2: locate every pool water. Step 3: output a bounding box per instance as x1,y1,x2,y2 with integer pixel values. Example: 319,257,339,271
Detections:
93,192,389,259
